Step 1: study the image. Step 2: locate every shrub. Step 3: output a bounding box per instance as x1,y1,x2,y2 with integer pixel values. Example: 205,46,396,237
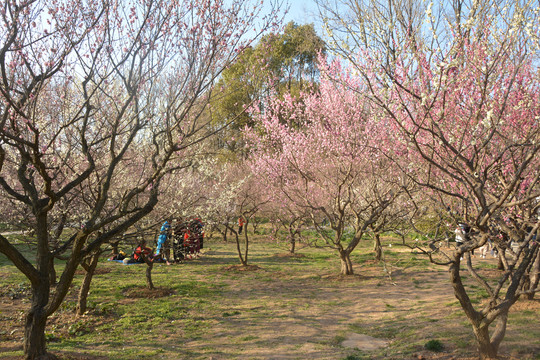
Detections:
424,339,444,352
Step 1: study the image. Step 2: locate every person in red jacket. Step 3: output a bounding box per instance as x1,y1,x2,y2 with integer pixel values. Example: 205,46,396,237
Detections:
133,239,153,263
238,216,246,234
184,229,193,259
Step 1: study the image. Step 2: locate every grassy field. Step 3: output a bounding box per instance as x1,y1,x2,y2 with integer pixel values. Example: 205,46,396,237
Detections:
0,234,539,360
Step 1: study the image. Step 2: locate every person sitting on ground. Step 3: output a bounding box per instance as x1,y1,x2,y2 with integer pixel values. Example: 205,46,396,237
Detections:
133,239,154,263
109,250,126,261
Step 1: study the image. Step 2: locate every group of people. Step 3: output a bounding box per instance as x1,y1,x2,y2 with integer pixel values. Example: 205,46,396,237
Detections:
452,220,539,260
111,238,156,265
113,216,251,265
116,218,205,265
171,217,205,261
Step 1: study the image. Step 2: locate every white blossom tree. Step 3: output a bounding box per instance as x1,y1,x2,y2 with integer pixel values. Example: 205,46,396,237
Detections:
0,0,281,358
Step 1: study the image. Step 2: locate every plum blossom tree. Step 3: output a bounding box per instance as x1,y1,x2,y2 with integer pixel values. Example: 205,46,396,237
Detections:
0,0,281,358
318,1,539,357
246,60,406,275
199,161,268,266
261,191,310,254
384,28,538,360
366,192,415,263
151,155,261,264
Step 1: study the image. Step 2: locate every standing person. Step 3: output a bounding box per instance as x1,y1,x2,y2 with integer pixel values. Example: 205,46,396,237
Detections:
156,220,172,265
171,220,186,262
455,223,465,246
455,222,472,259
184,228,193,259
238,216,246,235
479,238,492,258
190,218,203,257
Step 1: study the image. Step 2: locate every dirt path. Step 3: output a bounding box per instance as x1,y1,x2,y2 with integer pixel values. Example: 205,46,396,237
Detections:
170,250,536,360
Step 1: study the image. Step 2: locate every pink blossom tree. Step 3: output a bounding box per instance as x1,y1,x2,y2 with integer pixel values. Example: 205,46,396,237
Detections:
0,0,280,358
373,30,538,360
319,1,539,356
246,61,406,275
260,191,310,254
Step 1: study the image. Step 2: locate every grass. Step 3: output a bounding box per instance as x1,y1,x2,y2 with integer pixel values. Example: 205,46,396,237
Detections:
0,234,539,360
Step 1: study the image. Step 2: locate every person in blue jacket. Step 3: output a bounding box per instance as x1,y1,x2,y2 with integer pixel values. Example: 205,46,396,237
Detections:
156,220,172,264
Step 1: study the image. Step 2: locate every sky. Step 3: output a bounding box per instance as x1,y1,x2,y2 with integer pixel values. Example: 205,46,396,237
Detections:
284,1,320,25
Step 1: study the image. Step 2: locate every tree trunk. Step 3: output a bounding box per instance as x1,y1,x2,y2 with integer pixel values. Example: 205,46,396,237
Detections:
146,262,154,289
243,226,249,265
251,219,259,234
498,249,505,270
231,227,248,266
48,256,56,286
24,281,57,360
339,250,354,275
236,238,247,266
289,237,296,253
111,241,119,255
217,224,228,242
48,214,67,287
76,250,101,316
473,324,499,360
450,254,510,360
374,233,382,262
141,254,154,290
24,311,56,360
23,213,58,360
288,225,296,254
525,250,539,300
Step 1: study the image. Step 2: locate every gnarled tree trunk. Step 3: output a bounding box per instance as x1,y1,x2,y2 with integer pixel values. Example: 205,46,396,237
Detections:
141,253,155,290
24,279,57,360
473,323,500,360
338,249,354,275
525,249,539,300
76,248,101,316
449,246,532,360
